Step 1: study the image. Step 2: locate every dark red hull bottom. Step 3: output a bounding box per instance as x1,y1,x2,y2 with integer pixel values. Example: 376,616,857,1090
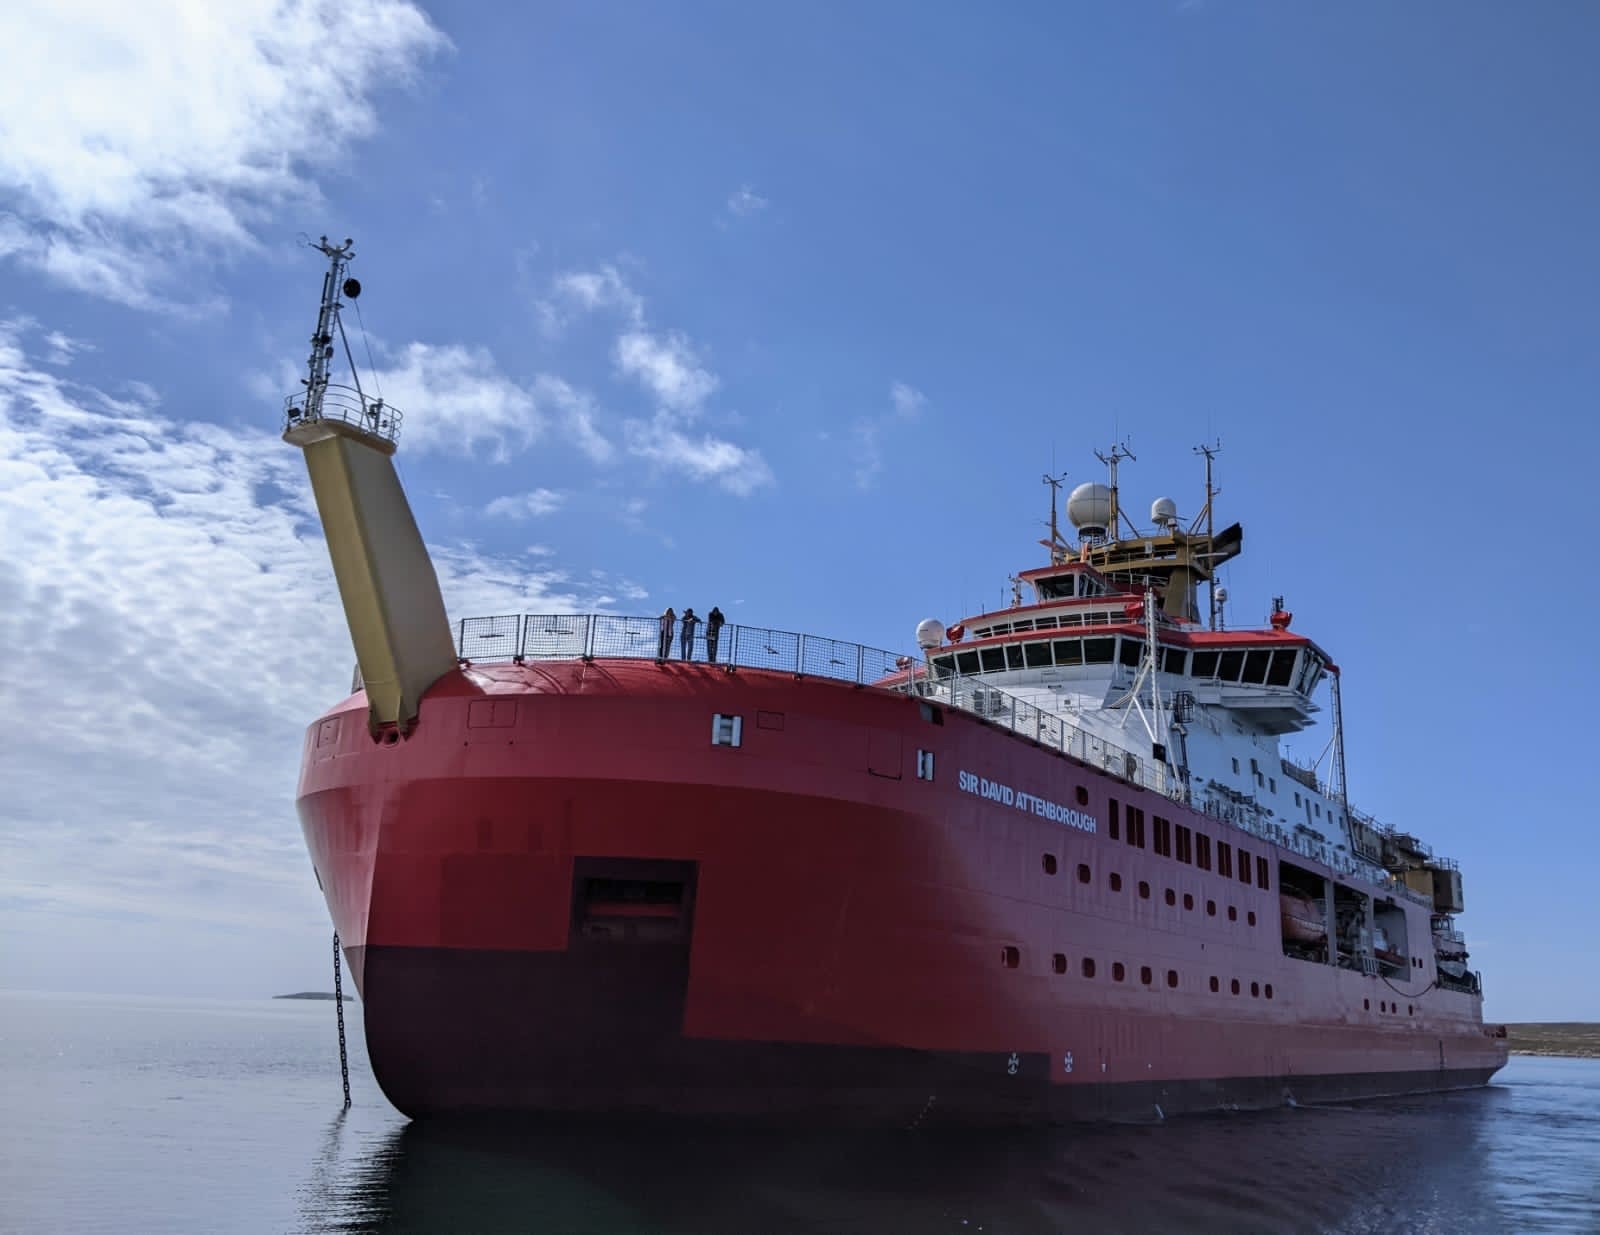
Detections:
355,941,1500,1126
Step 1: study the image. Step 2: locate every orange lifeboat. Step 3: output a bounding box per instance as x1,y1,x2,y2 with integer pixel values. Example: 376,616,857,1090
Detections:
1280,891,1326,943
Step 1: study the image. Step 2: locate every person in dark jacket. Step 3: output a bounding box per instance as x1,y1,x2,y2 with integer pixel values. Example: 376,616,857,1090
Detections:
657,607,675,660
679,607,700,660
705,606,726,662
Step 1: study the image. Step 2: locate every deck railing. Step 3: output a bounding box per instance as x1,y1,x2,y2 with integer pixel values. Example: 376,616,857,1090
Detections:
350,612,1420,892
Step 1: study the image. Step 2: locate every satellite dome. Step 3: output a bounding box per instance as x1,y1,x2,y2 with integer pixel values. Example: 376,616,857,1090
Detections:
1066,482,1113,533
915,618,946,650
1151,496,1178,528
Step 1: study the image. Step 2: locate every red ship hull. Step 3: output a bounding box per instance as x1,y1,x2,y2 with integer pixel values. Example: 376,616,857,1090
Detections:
297,660,1506,1124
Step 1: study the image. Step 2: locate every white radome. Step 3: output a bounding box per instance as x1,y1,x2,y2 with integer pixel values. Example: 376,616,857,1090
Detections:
1066,482,1113,531
1151,496,1178,528
915,618,946,649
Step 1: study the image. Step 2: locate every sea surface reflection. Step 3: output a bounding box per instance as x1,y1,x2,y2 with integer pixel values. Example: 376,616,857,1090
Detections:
3,993,1595,1235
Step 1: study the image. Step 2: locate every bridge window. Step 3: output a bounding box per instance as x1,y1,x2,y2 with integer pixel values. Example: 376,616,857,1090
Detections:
1025,642,1052,668
980,648,1006,672
1084,638,1114,665
1242,649,1271,684
1191,650,1220,679
931,654,956,675
1267,650,1297,687
955,651,980,674
1006,645,1026,669
1219,649,1246,681
1162,647,1187,674
1053,639,1083,666
1118,639,1142,668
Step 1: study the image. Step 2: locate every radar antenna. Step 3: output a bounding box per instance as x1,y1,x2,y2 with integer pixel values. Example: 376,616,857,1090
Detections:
1094,441,1137,539
1192,440,1222,630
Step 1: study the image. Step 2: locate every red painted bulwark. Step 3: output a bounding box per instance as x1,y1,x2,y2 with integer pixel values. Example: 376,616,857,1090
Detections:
297,659,1506,1123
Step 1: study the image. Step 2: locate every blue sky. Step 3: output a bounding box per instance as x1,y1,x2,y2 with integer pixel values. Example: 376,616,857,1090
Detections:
1,1,1596,1019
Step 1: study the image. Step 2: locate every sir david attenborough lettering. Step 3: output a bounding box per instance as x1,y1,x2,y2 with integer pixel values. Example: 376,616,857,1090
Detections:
957,770,1097,833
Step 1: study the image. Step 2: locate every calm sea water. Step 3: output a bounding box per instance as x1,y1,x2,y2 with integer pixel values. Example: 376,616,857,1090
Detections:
2,991,1597,1235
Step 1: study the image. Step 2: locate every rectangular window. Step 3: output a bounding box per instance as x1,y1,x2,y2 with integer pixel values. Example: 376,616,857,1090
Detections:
1024,641,1052,668
980,647,1006,672
1153,815,1172,858
1175,824,1193,864
1256,856,1270,890
1005,644,1026,669
1231,757,1240,774
1128,807,1147,849
1108,797,1120,841
1190,650,1220,678
1118,638,1142,667
956,651,980,675
1053,639,1082,666
1162,647,1187,675
1267,649,1297,687
1218,841,1233,879
1269,777,1277,794
1196,833,1212,871
1219,649,1246,681
1084,638,1114,664
1238,849,1253,885
1242,649,1271,684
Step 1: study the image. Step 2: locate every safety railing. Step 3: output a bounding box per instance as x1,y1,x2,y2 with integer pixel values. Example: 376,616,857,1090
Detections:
364,612,1415,887
283,382,403,444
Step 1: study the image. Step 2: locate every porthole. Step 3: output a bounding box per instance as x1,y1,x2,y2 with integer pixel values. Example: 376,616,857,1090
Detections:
1110,872,1123,892
1206,899,1216,916
1053,953,1067,975
1166,970,1178,989
1000,946,1020,969
1265,984,1274,1000
1042,854,1058,875
1209,976,1220,993
1183,893,1194,911
1250,981,1260,998
1112,962,1126,982
1231,979,1241,995
1139,881,1150,899
1165,888,1176,907
1077,863,1091,884
1228,906,1238,922
1142,966,1154,985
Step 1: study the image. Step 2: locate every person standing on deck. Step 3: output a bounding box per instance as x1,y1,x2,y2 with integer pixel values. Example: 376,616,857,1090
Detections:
680,607,700,660
705,606,726,663
657,607,676,660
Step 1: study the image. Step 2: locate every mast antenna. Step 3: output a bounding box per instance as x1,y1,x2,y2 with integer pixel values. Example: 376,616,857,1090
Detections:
1192,440,1222,630
1042,471,1068,563
1095,441,1136,539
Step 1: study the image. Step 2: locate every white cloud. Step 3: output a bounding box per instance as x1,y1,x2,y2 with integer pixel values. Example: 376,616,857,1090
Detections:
546,265,644,325
485,488,564,518
624,419,773,496
726,185,769,218
891,381,927,419
852,380,929,490
0,320,613,989
367,341,542,462
530,374,614,463
0,0,447,308
614,330,720,413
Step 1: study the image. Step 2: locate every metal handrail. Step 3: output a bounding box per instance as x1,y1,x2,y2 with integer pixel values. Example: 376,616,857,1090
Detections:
348,612,1417,891
283,382,403,443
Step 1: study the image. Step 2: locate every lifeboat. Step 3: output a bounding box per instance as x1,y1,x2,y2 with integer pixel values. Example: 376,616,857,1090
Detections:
1280,890,1326,944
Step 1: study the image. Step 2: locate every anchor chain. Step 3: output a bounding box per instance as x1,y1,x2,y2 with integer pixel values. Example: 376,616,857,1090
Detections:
333,931,351,1108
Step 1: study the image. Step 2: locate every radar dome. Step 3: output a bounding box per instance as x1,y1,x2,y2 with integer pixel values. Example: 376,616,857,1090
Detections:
1215,586,1228,604
1151,496,1178,528
915,618,946,650
1067,482,1113,533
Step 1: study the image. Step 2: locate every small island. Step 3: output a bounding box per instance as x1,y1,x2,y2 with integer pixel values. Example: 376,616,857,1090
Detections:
1504,1022,1600,1058
274,991,358,1002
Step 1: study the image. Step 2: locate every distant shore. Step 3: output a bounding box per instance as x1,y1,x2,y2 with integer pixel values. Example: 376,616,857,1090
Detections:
1504,1023,1600,1058
273,991,357,1003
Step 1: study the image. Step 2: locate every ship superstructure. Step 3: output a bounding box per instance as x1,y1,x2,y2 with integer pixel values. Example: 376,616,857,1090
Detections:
286,242,1505,1124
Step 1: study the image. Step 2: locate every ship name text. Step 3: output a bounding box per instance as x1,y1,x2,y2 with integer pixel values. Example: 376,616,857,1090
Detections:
958,770,1097,833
